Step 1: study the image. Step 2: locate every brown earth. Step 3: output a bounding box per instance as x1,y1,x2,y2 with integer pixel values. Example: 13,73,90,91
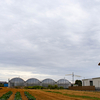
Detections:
28,89,88,100
8,89,16,100
0,87,11,97
0,88,28,100
47,89,100,98
0,87,100,100
8,89,28,100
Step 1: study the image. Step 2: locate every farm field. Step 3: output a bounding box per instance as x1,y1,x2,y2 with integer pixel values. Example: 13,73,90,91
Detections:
0,87,100,100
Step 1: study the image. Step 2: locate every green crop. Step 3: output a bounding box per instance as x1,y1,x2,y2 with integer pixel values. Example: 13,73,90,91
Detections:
24,91,36,100
0,91,12,100
14,92,22,100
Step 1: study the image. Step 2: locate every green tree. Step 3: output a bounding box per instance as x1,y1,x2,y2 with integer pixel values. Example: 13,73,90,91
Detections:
75,80,82,86
0,83,4,87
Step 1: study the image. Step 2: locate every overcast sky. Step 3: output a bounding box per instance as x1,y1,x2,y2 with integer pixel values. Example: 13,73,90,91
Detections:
0,0,100,82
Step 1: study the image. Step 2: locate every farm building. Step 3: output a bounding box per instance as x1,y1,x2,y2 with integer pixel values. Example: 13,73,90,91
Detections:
82,77,100,90
8,77,71,88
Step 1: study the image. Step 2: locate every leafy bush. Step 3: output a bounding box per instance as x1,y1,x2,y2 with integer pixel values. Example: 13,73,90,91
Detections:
75,80,82,86
24,85,64,89
0,83,4,87
24,91,36,100
47,85,54,89
47,85,64,89
14,92,22,100
0,91,12,100
59,86,64,89
24,86,45,89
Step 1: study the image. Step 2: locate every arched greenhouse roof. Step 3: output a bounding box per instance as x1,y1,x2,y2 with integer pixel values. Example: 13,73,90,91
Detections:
10,77,24,83
26,78,40,84
42,78,55,84
57,79,70,84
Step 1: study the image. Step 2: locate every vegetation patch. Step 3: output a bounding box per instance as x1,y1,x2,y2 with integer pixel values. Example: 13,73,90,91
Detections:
24,85,64,89
24,91,36,100
0,91,12,100
0,83,4,87
14,92,22,100
24,86,45,89
46,91,62,94
64,93,100,100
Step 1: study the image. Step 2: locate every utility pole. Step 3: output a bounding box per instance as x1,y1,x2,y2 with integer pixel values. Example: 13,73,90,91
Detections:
65,72,81,84
72,72,74,84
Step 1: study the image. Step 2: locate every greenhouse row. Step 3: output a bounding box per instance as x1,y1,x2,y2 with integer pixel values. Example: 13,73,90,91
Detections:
8,78,71,88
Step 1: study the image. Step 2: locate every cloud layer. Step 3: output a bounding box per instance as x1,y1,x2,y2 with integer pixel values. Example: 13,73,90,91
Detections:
0,0,100,82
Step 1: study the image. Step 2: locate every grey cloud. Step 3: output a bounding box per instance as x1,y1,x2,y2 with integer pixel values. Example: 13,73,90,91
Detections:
0,0,100,82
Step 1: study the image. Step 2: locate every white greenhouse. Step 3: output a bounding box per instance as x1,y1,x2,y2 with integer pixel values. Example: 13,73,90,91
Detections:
57,79,71,88
42,78,55,87
8,77,71,88
8,78,25,87
26,78,40,86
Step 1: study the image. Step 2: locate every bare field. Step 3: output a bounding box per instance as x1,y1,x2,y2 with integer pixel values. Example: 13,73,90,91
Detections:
0,87,100,100
46,89,100,98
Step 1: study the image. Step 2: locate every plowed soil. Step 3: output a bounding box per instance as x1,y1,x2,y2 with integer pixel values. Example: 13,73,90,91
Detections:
47,89,100,98
0,87,11,97
0,87,100,100
28,89,86,100
8,89,28,100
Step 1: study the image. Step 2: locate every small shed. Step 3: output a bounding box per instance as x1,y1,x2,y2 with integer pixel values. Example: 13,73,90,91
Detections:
4,83,8,87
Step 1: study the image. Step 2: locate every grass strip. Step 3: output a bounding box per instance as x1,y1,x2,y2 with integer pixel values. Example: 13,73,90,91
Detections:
45,91,100,100
64,93,100,100
46,91,62,94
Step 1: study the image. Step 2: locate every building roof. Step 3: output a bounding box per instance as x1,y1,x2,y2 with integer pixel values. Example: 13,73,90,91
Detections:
92,77,100,79
0,81,8,84
82,77,100,81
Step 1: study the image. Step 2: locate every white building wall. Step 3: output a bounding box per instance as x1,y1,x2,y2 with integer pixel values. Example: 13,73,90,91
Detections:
93,78,100,88
82,78,100,90
82,80,90,86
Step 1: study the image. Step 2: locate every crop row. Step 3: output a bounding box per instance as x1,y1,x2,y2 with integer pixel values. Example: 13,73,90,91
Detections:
14,92,22,100
24,91,36,100
0,91,12,100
